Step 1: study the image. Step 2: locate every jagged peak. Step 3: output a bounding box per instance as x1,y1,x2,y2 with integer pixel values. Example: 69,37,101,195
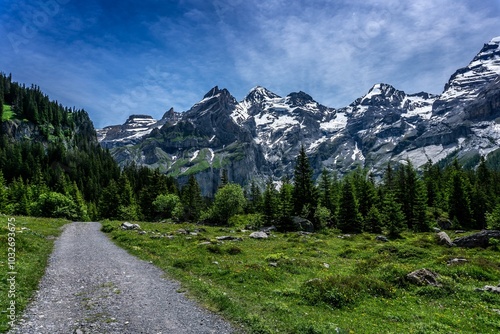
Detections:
203,86,228,99
244,86,281,102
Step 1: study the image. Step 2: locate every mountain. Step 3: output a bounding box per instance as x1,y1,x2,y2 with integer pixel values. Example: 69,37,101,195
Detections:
97,108,181,148
98,37,500,196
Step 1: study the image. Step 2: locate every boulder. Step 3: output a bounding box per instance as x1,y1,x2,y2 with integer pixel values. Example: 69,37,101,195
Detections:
476,285,500,294
260,226,277,233
407,269,441,287
436,231,454,247
292,216,315,232
121,222,141,230
453,230,500,248
216,236,243,241
249,231,268,239
376,235,389,242
447,258,467,266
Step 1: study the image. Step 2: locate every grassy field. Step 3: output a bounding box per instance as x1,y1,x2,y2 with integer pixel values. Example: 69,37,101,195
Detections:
0,216,68,332
104,220,500,333
1,105,14,121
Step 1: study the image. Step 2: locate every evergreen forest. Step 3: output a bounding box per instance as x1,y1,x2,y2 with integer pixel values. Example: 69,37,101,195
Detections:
1,73,500,234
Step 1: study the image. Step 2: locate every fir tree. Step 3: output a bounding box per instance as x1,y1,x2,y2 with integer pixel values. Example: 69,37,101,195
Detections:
182,175,204,221
262,178,279,225
448,170,473,229
382,191,406,238
279,177,294,231
337,179,363,233
292,145,316,218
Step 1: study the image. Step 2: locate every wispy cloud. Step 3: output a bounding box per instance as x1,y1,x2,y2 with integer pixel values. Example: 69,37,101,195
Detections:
0,0,499,128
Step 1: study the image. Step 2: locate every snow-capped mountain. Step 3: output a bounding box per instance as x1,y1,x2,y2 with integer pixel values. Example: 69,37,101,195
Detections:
97,108,180,148
98,37,500,195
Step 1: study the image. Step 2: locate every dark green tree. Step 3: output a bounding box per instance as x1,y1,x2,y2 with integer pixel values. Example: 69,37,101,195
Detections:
448,170,473,229
292,145,316,218
262,178,279,225
278,177,294,231
382,191,406,238
337,179,363,233
181,175,204,221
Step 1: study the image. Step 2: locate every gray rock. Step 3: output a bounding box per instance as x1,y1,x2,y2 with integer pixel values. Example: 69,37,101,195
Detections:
447,258,467,265
436,231,454,247
292,216,315,232
260,226,277,233
216,236,243,241
375,235,389,242
453,230,500,248
454,230,466,234
477,285,500,294
407,269,441,287
121,222,140,230
249,231,268,239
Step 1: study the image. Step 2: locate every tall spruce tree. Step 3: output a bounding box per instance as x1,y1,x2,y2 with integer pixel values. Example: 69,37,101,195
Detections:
337,179,363,233
292,145,316,218
279,177,294,231
448,170,473,229
182,175,204,221
382,191,406,238
262,178,279,225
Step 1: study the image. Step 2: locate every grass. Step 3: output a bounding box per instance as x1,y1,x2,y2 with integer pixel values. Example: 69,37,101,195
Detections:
2,105,14,121
0,216,68,332
103,220,500,333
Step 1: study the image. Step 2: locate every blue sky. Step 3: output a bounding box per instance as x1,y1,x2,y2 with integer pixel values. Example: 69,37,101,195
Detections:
0,0,499,128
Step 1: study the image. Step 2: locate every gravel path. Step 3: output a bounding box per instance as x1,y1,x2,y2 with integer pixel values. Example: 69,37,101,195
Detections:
9,222,236,334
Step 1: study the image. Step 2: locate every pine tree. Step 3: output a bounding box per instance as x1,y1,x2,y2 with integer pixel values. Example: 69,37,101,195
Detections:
365,205,383,233
448,170,473,229
247,180,263,214
412,179,429,232
337,179,363,233
279,177,294,231
182,175,204,221
292,145,316,218
382,191,406,238
318,169,333,212
262,178,279,225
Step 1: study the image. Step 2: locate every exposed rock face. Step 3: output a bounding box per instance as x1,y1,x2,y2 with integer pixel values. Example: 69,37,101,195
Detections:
453,230,500,248
97,37,500,196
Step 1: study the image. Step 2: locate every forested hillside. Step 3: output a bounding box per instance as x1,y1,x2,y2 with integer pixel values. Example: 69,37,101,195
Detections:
0,73,178,221
2,73,500,234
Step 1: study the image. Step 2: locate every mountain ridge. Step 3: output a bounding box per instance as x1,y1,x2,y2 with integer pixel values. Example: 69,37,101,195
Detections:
97,37,500,196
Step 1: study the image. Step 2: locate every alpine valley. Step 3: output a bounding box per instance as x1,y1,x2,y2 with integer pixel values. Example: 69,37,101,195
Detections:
98,37,500,196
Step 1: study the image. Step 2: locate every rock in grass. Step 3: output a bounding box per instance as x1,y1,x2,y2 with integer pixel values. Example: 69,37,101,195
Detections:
292,216,315,232
375,235,389,242
447,258,467,266
453,230,500,248
407,269,441,287
476,285,500,294
121,222,141,230
436,231,454,247
250,231,268,239
216,236,243,241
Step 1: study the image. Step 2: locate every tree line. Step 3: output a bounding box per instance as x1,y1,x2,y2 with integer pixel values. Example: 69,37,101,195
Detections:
2,73,500,234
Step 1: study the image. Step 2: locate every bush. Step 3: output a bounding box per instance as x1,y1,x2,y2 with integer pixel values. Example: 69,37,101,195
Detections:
211,184,246,224
486,203,500,230
153,194,183,220
32,191,78,220
101,223,114,233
